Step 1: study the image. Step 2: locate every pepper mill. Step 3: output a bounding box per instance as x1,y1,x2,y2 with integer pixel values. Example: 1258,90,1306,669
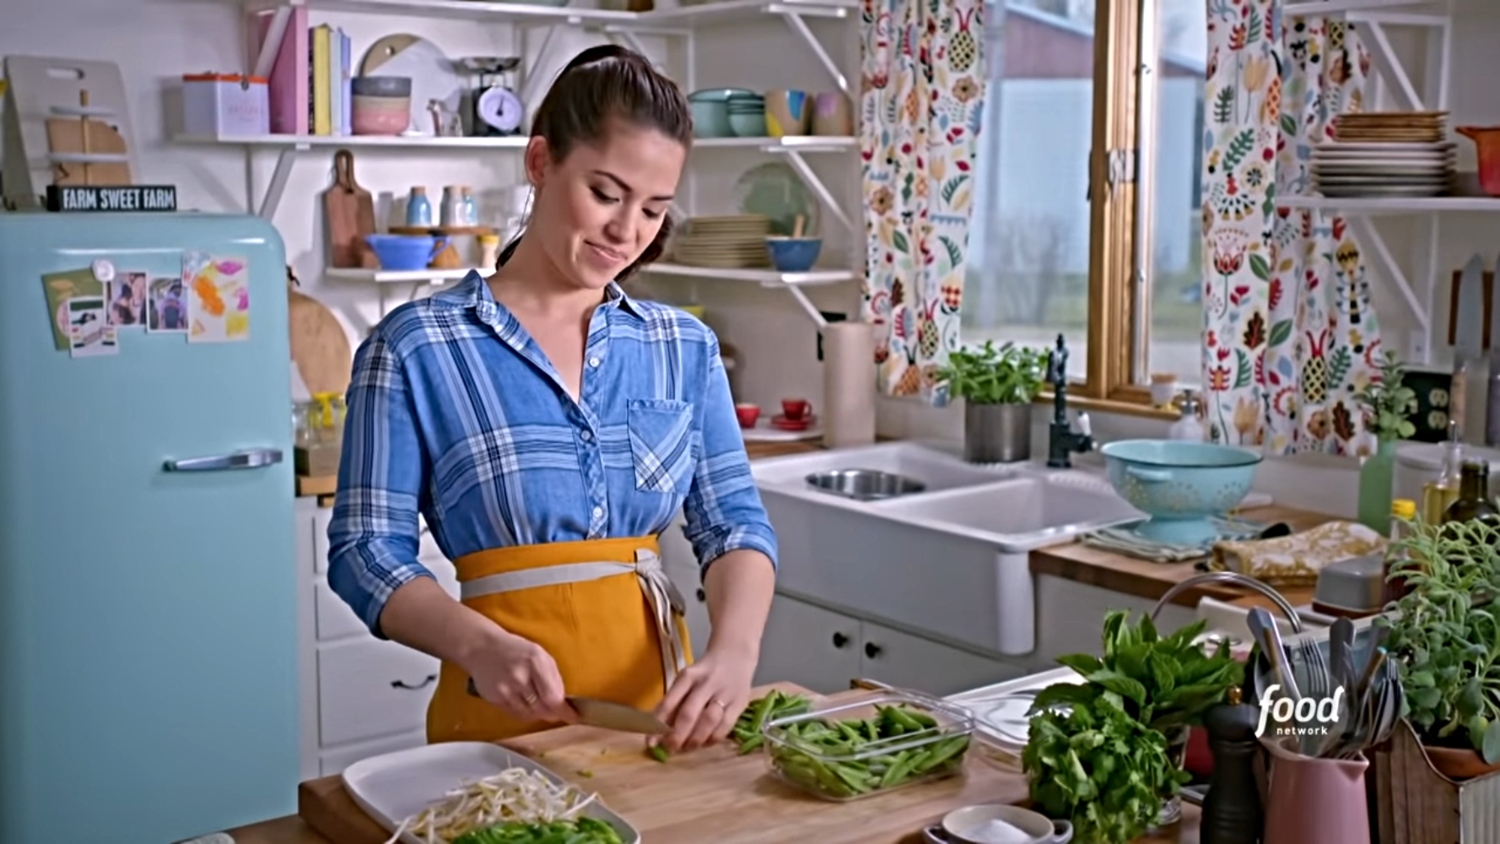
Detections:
1202,685,1263,844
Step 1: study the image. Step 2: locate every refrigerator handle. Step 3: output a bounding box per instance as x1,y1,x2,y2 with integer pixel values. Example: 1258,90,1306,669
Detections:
163,448,284,473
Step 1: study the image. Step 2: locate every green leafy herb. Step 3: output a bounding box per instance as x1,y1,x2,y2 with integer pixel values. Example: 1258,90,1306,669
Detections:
934,340,1047,405
1022,693,1186,844
451,817,624,844
1354,349,1418,442
1382,517,1500,762
765,704,969,799
1032,610,1243,733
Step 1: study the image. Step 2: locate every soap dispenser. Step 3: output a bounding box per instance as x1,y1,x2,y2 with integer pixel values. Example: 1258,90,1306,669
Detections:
1168,390,1205,441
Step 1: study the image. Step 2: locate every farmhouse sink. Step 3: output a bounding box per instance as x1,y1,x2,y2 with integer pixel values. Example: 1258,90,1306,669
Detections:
869,472,1143,548
751,442,1145,657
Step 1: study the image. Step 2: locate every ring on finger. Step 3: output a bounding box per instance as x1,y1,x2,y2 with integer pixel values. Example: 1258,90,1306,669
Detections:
709,698,729,710
522,691,539,706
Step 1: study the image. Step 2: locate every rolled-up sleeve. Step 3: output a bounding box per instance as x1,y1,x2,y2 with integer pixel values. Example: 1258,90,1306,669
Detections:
327,328,433,637
682,335,779,573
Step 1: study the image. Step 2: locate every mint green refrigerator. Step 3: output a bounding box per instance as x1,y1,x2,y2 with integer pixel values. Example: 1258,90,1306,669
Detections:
0,212,299,843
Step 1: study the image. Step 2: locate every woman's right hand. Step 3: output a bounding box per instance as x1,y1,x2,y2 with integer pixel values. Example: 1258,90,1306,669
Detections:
464,629,577,725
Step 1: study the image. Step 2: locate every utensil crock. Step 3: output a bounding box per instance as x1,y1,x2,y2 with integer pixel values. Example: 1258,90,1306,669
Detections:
1261,739,1371,844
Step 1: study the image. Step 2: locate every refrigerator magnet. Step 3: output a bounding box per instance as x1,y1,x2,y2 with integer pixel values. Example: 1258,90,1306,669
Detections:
41,268,106,351
146,276,188,333
66,296,119,358
107,271,149,328
90,259,116,284
183,252,251,343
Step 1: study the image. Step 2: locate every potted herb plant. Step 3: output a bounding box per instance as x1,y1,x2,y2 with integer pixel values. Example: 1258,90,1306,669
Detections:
935,340,1046,463
1354,350,1418,535
1023,610,1243,836
1382,517,1500,780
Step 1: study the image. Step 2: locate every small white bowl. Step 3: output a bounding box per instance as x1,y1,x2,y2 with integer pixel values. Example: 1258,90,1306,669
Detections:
942,804,1074,844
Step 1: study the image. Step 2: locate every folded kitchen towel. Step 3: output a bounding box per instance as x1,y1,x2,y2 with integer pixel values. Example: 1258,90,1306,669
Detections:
1081,516,1267,563
1211,520,1387,588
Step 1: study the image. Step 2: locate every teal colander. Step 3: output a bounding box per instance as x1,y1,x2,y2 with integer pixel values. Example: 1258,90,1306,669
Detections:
1099,440,1263,545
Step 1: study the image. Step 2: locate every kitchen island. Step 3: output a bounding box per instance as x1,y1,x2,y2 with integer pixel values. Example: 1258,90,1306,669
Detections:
221,683,1202,844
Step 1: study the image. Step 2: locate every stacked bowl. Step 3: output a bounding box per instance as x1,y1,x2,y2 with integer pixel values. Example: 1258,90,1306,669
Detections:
688,88,767,138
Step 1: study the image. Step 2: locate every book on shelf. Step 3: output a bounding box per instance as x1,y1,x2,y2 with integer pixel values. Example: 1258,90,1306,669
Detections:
249,6,354,137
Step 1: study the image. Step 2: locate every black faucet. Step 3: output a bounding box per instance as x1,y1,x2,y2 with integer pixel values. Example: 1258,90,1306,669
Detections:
1046,333,1093,468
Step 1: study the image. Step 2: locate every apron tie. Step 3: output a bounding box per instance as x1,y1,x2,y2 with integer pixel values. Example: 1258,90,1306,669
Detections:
460,547,690,688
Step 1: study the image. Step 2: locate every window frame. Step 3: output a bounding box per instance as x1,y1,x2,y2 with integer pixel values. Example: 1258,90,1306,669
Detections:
1029,0,1179,420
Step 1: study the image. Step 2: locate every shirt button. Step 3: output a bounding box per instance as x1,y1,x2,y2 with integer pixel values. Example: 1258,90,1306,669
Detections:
592,506,604,518
588,357,601,368
580,430,593,442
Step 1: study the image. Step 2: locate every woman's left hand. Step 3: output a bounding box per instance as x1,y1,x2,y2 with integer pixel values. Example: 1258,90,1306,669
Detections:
655,645,756,752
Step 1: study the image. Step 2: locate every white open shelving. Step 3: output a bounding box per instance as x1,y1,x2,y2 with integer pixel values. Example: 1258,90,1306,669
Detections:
1272,0,1472,367
207,0,864,321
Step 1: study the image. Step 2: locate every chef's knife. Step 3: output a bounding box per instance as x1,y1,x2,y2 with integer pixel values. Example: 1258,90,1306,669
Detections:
465,678,670,734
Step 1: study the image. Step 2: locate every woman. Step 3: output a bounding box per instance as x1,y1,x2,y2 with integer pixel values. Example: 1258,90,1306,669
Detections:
327,45,778,754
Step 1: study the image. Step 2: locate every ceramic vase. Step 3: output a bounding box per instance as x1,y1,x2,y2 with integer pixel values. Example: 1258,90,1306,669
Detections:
1357,439,1397,536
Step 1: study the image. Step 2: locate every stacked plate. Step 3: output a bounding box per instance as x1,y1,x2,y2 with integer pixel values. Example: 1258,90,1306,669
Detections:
669,214,773,269
1312,111,1455,198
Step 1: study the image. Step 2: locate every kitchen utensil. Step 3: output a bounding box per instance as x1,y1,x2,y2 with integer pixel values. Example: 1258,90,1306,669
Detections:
324,149,378,268
288,275,353,398
1098,440,1263,545
567,696,670,735
1330,617,1356,692
460,680,667,734
1450,254,1486,438
1248,608,1300,701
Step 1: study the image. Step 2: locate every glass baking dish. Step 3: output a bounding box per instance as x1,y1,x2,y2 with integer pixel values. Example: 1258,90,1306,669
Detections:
760,689,976,802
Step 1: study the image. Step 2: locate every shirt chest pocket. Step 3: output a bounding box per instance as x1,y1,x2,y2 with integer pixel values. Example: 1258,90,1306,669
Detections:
626,398,697,495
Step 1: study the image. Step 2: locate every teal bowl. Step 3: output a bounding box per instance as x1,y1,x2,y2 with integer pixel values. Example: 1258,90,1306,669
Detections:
690,100,732,138
1099,440,1262,545
729,112,768,136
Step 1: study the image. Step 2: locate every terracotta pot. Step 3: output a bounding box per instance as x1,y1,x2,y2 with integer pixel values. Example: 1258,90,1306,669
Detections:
1423,743,1500,781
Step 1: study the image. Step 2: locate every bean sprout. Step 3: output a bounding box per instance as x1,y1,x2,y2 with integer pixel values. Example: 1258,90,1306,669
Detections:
384,767,599,844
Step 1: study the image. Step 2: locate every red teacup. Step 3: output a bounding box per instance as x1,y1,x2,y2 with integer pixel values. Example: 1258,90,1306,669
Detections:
781,398,813,421
735,403,761,428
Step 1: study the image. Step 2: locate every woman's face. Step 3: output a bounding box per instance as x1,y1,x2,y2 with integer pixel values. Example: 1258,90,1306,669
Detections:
525,120,686,290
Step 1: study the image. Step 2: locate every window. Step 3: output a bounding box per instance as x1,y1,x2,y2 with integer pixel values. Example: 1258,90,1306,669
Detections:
965,0,1206,411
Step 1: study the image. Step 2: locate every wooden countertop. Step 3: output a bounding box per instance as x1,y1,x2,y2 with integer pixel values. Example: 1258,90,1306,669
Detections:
744,439,824,461
224,684,1202,844
1029,504,1334,612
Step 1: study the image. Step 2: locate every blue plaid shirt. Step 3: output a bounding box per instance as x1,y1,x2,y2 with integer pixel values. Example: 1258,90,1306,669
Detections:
327,271,779,636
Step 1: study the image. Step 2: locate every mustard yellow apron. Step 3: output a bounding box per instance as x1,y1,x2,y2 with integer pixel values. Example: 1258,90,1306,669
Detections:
426,534,694,744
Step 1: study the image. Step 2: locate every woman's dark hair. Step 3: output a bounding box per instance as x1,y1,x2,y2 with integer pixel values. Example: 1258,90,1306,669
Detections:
497,44,693,282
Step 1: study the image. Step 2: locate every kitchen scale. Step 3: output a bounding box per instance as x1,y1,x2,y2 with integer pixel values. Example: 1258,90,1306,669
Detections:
460,57,524,137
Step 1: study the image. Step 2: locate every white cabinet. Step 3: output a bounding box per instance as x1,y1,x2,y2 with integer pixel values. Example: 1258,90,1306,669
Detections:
295,498,457,779
754,594,1026,697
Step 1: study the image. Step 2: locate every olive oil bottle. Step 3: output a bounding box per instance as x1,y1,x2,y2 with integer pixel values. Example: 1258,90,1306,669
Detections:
1421,425,1464,524
1442,460,1500,525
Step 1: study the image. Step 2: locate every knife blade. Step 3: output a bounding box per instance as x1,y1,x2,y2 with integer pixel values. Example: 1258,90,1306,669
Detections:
567,696,671,735
464,679,671,734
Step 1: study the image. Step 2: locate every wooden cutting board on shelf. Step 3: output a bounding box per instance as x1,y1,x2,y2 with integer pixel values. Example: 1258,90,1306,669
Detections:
322,149,377,269
297,682,1031,844
288,279,352,397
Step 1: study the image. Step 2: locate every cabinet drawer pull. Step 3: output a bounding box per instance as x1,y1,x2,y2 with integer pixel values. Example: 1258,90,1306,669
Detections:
832,632,849,648
864,642,882,659
391,674,437,691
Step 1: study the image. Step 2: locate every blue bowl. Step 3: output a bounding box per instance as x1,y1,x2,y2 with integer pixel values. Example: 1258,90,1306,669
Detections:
1099,439,1262,545
365,234,443,271
765,236,821,272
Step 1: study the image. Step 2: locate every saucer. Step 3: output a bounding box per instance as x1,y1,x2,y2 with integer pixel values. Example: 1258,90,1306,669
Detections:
772,413,816,431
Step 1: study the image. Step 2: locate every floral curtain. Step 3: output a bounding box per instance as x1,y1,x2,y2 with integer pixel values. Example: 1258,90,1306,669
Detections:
859,0,985,400
1202,1,1384,455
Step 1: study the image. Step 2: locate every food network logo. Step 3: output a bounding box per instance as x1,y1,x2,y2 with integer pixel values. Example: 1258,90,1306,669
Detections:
1255,684,1344,738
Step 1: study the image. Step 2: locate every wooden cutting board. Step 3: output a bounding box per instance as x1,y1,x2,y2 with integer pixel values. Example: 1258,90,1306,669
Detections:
323,149,377,268
297,683,1031,844
288,281,352,397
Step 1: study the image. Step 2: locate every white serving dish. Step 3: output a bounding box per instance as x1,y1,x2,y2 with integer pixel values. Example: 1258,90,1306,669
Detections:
341,741,642,844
